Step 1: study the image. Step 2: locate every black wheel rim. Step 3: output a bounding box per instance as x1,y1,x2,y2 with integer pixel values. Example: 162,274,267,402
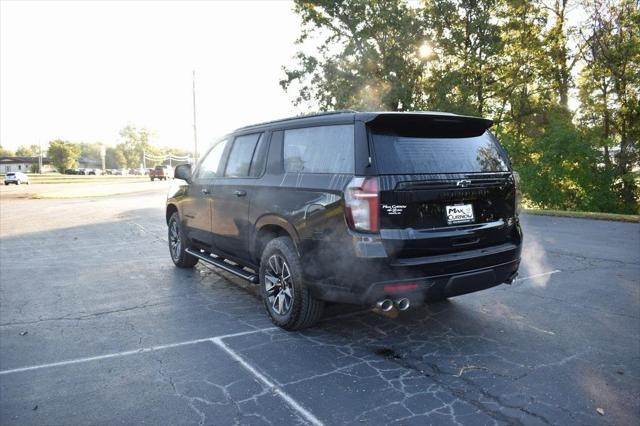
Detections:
169,220,181,260
264,254,294,316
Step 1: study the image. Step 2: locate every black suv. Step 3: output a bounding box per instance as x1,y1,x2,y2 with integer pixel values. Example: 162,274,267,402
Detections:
166,111,522,330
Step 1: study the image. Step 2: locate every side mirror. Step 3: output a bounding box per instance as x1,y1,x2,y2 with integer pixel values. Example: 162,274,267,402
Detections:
175,164,192,182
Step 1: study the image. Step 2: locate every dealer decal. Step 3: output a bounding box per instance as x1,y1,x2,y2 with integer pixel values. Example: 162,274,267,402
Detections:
382,204,407,215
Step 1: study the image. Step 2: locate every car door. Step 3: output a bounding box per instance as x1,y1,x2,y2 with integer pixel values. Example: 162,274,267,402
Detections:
210,132,266,262
182,138,229,248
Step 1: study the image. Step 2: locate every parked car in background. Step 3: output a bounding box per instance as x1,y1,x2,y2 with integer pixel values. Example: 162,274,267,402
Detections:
4,172,30,185
150,165,173,181
88,169,102,175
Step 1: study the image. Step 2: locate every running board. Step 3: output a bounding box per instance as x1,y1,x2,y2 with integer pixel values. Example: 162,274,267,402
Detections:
186,248,259,284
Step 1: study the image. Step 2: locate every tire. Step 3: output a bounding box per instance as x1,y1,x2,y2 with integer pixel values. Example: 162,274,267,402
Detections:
259,237,324,330
16,180,21,185
150,177,154,181
167,212,198,268
4,183,7,186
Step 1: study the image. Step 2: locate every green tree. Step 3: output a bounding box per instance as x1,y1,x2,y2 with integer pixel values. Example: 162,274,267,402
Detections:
118,124,154,168
281,0,427,111
422,0,504,116
78,143,102,161
48,140,80,172
578,0,639,213
15,144,43,157
0,146,14,156
105,146,125,169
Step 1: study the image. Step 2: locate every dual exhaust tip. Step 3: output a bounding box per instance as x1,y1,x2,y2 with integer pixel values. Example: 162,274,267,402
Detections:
376,298,410,312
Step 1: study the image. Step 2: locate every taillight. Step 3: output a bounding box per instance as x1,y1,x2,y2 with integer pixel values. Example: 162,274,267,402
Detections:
344,176,379,232
513,171,521,215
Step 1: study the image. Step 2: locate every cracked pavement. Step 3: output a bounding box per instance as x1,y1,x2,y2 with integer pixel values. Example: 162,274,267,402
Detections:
1,190,638,425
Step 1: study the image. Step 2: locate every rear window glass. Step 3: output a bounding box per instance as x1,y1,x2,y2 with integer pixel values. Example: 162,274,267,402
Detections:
284,125,354,174
371,131,509,174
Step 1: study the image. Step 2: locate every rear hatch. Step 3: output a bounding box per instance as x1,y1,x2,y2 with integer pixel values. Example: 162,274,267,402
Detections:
366,113,518,260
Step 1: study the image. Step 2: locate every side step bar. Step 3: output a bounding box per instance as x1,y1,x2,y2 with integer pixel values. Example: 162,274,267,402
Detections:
185,248,259,284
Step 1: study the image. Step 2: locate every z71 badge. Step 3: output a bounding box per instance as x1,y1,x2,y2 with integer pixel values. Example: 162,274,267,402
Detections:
382,204,407,215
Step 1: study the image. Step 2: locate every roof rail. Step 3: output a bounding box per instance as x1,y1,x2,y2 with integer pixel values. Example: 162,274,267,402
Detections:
234,109,359,131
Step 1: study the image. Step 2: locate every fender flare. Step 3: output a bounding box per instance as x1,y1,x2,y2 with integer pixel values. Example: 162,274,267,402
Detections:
252,214,301,259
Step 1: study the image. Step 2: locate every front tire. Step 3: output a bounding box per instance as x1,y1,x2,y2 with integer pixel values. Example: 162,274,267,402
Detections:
259,237,324,330
168,212,198,268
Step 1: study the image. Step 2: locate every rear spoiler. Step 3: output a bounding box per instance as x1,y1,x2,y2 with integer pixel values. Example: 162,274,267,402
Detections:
361,112,493,138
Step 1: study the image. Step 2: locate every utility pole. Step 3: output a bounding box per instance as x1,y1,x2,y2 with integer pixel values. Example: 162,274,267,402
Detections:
192,70,198,162
38,139,43,174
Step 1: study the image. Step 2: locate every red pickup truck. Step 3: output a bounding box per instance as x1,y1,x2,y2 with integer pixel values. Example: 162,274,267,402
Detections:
150,165,173,181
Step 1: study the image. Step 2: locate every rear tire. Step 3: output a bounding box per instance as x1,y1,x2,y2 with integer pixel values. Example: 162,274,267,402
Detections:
259,237,324,330
168,212,198,268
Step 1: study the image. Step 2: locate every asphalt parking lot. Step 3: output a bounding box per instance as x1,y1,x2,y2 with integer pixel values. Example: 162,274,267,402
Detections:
1,188,638,425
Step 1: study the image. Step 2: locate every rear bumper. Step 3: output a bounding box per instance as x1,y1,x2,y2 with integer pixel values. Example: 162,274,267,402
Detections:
307,238,521,305
312,259,519,305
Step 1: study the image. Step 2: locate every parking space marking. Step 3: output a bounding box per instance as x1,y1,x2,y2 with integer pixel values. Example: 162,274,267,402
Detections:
516,270,561,282
212,336,324,426
0,328,276,376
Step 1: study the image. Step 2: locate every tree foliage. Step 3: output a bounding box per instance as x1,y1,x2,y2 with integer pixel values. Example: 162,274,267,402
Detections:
283,0,639,213
48,140,81,172
15,144,43,157
0,146,15,157
116,124,154,169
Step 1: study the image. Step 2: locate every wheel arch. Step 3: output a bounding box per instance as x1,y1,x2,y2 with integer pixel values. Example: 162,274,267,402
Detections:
166,203,179,224
252,216,300,264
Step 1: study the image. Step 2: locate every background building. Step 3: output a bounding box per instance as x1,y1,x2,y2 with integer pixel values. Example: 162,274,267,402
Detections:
0,156,54,173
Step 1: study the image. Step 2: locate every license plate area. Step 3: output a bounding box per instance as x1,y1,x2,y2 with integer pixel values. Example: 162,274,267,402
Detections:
446,203,475,225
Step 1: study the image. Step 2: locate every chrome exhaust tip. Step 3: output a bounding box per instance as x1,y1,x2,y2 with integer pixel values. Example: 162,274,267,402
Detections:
395,298,410,311
376,299,394,312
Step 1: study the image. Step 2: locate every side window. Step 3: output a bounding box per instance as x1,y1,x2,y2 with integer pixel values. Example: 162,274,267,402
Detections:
283,124,354,173
197,139,228,179
224,133,262,177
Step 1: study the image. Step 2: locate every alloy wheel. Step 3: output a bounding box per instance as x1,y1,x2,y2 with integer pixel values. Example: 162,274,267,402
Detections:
264,254,294,316
169,220,181,260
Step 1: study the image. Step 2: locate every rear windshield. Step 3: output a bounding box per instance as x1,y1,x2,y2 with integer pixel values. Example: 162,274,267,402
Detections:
371,131,509,174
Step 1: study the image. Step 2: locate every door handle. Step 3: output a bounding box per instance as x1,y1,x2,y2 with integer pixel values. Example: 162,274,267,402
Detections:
201,188,210,195
233,190,247,197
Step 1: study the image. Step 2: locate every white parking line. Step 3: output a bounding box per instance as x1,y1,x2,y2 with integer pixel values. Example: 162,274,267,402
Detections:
0,328,275,376
1,326,323,424
212,337,324,426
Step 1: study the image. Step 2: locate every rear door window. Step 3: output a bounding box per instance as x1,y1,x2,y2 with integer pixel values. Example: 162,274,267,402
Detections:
371,131,509,174
284,124,354,174
225,133,262,177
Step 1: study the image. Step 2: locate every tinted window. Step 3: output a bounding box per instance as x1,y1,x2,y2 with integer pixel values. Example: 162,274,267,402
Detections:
225,133,262,177
284,125,354,174
371,131,509,174
197,139,228,179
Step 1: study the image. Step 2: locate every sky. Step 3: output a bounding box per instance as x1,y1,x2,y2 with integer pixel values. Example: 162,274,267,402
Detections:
0,0,302,152
1,1,587,154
